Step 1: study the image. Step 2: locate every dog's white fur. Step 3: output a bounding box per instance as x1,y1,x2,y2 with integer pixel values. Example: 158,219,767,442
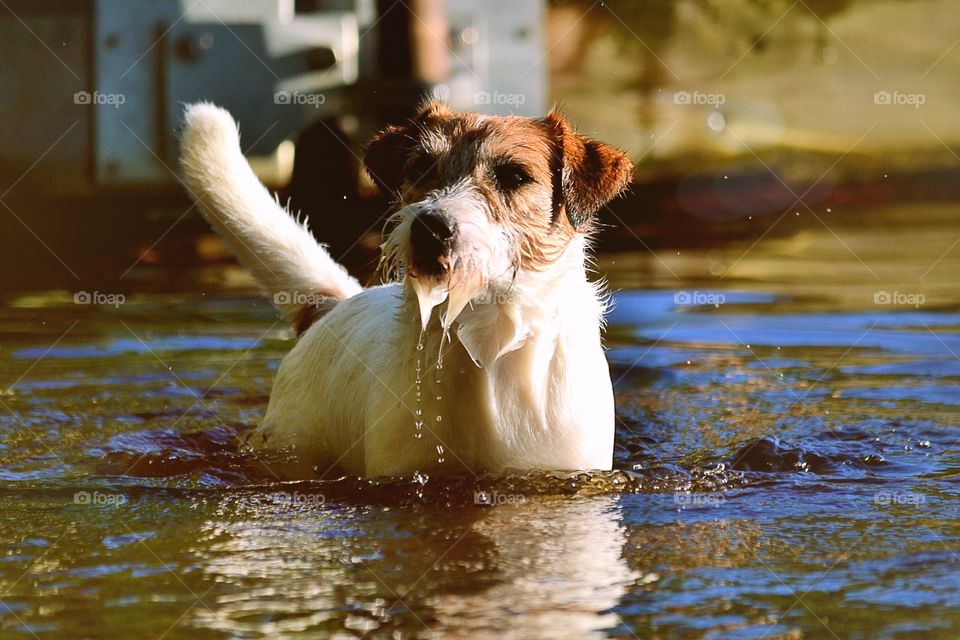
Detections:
180,103,614,478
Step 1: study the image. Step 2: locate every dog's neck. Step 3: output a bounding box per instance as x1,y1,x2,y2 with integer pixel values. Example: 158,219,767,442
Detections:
452,236,612,469
452,236,605,369
396,236,611,471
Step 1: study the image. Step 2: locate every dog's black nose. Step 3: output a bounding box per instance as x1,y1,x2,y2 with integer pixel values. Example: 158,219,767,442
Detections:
409,211,455,276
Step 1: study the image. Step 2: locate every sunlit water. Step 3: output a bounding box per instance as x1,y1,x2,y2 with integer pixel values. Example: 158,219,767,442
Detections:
1,204,959,638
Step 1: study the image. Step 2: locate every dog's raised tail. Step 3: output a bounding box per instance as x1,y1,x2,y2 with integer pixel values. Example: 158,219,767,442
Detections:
179,103,362,329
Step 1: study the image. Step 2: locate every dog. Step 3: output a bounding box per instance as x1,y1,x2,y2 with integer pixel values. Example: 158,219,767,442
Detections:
179,101,632,478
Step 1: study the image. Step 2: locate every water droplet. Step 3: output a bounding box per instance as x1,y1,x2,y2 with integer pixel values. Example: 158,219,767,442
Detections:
414,334,427,437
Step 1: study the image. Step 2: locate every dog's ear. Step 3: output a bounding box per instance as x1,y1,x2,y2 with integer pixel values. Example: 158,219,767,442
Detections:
364,101,453,196
364,124,413,196
542,111,634,230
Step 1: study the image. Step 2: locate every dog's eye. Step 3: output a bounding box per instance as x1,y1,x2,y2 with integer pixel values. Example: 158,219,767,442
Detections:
406,155,440,185
493,164,532,191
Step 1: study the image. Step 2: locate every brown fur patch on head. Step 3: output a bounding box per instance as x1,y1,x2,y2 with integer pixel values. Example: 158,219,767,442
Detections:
366,101,634,273
363,101,454,196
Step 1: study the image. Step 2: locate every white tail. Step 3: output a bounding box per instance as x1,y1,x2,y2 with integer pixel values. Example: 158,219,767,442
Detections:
179,103,362,326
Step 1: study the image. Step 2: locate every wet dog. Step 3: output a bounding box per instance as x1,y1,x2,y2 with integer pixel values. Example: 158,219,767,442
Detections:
180,101,632,478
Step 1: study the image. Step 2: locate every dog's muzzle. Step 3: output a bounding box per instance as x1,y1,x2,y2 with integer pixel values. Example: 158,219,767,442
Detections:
403,205,487,332
409,211,456,277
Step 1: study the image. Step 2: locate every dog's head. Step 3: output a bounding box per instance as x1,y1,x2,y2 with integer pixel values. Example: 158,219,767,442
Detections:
366,101,633,329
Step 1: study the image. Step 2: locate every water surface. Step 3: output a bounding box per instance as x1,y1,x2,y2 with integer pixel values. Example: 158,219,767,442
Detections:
1,203,958,638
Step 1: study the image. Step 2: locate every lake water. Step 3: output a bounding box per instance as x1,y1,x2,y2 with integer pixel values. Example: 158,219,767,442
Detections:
0,203,958,638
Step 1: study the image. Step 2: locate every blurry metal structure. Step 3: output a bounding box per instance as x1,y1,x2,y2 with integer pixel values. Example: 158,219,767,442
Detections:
0,0,546,197
443,0,545,117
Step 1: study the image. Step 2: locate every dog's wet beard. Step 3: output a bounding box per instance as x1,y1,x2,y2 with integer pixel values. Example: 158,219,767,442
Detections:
409,267,485,332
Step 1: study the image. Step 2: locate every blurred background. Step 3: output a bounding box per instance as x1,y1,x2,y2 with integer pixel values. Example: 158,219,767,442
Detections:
2,0,958,292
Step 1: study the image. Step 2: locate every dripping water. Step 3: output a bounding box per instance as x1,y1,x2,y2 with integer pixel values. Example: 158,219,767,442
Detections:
413,330,425,440
434,330,446,464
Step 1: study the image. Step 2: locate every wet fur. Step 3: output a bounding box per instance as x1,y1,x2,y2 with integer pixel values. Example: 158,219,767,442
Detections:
180,101,632,478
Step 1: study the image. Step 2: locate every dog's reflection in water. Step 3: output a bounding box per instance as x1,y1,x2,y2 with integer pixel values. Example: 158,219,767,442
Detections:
194,495,636,637
426,496,637,637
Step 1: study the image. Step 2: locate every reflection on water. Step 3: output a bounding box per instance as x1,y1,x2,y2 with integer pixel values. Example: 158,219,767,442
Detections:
0,203,959,638
189,496,634,638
